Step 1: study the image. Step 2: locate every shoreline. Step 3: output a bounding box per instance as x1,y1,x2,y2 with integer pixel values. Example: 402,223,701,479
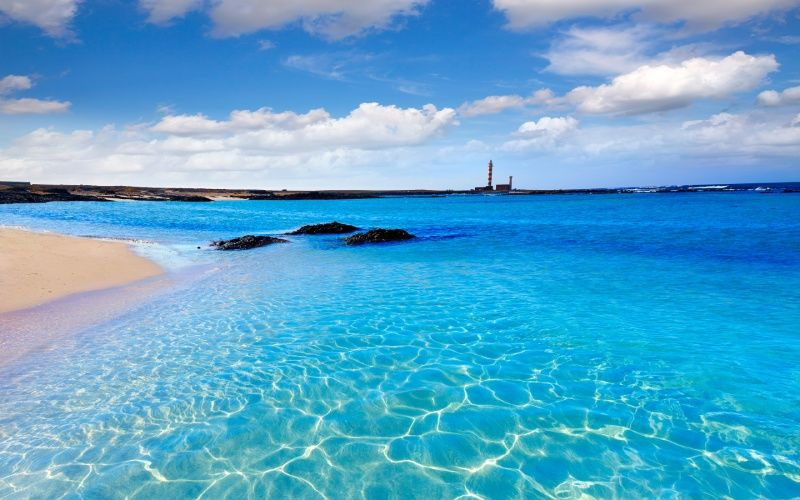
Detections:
0,263,216,370
0,228,163,314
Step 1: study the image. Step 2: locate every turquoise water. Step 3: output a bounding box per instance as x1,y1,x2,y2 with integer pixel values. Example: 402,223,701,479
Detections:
1,194,799,498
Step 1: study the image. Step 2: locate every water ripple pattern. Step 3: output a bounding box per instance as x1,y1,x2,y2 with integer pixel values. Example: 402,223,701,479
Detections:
1,194,799,498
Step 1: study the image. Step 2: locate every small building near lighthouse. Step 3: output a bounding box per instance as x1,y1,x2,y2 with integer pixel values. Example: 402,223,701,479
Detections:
495,176,513,192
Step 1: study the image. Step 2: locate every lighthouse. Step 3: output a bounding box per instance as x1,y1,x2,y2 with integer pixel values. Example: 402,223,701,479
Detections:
475,161,495,191
474,160,512,192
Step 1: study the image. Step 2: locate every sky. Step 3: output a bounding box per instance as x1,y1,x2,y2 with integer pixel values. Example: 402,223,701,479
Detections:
0,0,799,190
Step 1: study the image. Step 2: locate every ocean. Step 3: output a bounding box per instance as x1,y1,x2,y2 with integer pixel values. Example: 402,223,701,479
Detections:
1,193,799,498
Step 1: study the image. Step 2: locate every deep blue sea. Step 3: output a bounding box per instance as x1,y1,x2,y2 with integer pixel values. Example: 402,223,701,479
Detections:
1,193,799,498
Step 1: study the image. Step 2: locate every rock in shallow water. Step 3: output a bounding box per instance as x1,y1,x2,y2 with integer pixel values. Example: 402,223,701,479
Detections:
288,221,360,235
344,229,416,245
211,235,289,251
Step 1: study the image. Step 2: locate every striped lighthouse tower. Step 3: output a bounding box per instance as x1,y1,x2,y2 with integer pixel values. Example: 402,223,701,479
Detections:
487,160,493,190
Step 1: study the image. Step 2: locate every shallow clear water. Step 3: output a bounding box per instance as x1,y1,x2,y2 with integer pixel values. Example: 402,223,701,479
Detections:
1,194,799,498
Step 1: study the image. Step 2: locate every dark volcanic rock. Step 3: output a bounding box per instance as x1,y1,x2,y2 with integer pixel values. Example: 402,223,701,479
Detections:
211,235,289,251
164,194,213,202
0,187,108,204
345,228,415,245
288,221,360,235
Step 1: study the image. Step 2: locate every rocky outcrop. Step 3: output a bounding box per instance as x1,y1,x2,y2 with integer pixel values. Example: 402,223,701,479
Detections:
344,229,415,245
288,222,360,235
211,235,289,251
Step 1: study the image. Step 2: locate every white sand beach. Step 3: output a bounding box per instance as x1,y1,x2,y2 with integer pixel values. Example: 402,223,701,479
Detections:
0,228,162,314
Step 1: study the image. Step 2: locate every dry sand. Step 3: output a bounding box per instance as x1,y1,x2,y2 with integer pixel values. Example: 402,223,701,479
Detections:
0,228,162,314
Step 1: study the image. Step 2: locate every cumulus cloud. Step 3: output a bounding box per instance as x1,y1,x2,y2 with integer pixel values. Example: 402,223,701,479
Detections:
681,111,800,155
566,51,778,114
492,110,800,187
139,0,428,39
0,74,70,115
458,89,557,117
499,110,800,160
151,103,456,149
503,116,579,150
492,0,800,31
458,52,778,119
0,102,456,186
0,0,80,37
757,86,800,106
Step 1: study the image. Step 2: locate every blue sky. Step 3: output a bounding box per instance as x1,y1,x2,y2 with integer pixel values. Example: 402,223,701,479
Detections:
1,0,799,189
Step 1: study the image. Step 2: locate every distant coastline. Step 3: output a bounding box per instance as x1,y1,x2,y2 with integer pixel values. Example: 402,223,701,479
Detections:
1,181,798,204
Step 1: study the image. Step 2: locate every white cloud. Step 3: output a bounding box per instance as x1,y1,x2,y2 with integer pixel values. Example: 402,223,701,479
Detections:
283,51,382,82
458,89,557,117
213,0,427,38
0,74,71,115
140,0,201,24
543,24,728,77
503,116,579,150
457,51,779,120
0,0,80,37
544,25,654,76
156,103,175,114
152,103,456,148
140,0,428,39
0,98,71,114
458,95,525,117
495,110,800,187
0,75,33,94
258,39,276,51
461,51,774,118
0,102,456,187
499,110,800,160
757,86,800,106
681,111,800,155
284,54,348,80
566,51,778,114
492,0,800,31
517,116,579,136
